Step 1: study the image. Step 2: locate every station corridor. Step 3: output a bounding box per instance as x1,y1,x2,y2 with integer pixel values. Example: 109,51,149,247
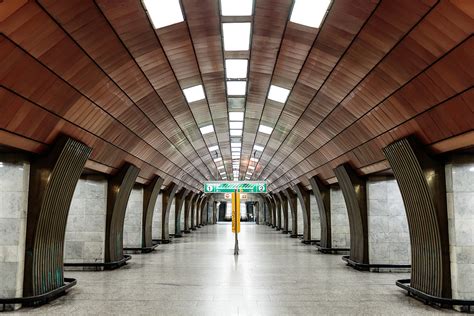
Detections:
8,224,450,315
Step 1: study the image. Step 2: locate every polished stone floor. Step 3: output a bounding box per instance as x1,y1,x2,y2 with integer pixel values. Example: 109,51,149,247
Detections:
13,223,452,315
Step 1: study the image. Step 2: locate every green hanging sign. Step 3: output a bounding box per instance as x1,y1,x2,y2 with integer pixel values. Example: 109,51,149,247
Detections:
204,181,267,193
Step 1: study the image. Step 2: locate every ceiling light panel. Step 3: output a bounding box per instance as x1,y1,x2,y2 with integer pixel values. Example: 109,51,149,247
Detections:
225,59,248,79
259,124,273,134
231,142,241,148
229,121,243,129
229,111,244,121
222,23,251,51
200,124,214,135
230,130,243,136
144,0,184,29
290,0,331,28
214,157,222,162
208,145,219,152
221,0,253,16
268,85,290,103
183,85,205,103
227,81,247,96
254,145,264,151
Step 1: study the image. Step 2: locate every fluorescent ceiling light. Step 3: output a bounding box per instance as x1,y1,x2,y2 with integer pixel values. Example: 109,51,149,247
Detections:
232,155,240,159
247,171,253,175
214,157,222,162
231,142,241,148
229,121,243,129
268,85,290,103
259,124,273,134
200,124,214,135
248,165,255,170
222,177,227,179
208,145,219,152
221,0,253,16
144,0,184,29
227,81,247,96
231,147,240,152
230,129,243,136
245,176,250,180
225,59,248,79
229,111,244,121
254,145,264,151
220,172,226,175
290,0,331,28
222,23,251,51
250,157,258,162
183,85,205,103
218,165,225,169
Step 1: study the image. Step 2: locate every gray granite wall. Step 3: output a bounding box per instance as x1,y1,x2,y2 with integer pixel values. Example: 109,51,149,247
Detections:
123,186,144,248
367,177,410,265
64,175,107,264
0,159,29,309
152,193,163,240
330,187,350,248
446,161,474,301
296,200,304,235
310,193,321,241
169,199,176,235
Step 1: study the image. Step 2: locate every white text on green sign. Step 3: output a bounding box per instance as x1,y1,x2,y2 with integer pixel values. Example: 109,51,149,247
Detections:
204,181,267,193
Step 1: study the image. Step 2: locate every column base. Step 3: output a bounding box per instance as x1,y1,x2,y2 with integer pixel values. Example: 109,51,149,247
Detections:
342,255,411,272
124,244,158,254
0,278,77,310
396,279,474,312
64,255,131,271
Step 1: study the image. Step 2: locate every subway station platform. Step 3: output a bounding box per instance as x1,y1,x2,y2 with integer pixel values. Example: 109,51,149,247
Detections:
10,224,450,315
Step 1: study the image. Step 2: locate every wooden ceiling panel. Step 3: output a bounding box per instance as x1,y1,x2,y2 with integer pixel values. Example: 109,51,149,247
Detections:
1,1,472,192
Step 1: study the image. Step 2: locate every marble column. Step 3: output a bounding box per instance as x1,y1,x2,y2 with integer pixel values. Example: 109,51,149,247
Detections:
446,158,474,304
330,187,350,248
367,177,410,267
152,192,163,241
309,192,321,242
123,185,144,248
65,175,107,264
0,157,29,310
294,183,311,242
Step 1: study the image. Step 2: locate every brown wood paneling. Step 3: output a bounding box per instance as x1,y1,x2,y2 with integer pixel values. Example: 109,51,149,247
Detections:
309,176,331,248
294,183,311,242
105,163,140,263
284,189,298,237
334,163,368,264
383,137,450,298
24,136,91,296
142,176,164,248
162,182,179,242
174,189,189,237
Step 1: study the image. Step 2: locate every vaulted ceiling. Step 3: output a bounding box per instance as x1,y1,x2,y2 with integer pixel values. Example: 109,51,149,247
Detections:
1,0,473,193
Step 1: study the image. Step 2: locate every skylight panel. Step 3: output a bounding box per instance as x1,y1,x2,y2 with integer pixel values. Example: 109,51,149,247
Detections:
229,111,244,121
208,145,219,152
229,121,243,129
183,85,205,103
254,145,264,151
290,0,331,28
230,129,243,136
268,85,290,103
144,0,184,29
222,23,251,51
221,0,253,16
225,59,248,79
227,81,247,96
258,124,273,134
200,124,214,135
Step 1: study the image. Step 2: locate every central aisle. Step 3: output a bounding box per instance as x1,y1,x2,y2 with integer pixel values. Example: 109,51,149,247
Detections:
16,224,450,315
